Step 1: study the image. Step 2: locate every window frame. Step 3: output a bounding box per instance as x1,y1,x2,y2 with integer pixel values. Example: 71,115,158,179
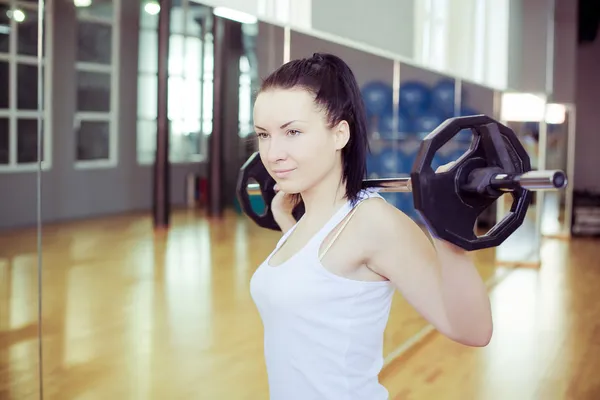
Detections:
136,0,212,166
73,0,121,170
0,0,53,173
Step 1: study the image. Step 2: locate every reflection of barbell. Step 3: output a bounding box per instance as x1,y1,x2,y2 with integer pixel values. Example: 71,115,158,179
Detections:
236,115,568,251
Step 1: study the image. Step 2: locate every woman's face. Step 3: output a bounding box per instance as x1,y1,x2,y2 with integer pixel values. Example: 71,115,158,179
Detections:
253,87,349,194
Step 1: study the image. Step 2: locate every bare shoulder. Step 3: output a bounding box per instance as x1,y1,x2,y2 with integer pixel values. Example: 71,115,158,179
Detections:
351,197,435,264
352,197,422,237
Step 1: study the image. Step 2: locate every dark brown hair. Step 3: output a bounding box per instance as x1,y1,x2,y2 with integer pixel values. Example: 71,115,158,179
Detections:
258,53,368,204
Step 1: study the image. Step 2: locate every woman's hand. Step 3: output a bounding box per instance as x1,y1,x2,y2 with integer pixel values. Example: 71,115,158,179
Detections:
271,184,298,233
435,160,456,173
271,184,296,216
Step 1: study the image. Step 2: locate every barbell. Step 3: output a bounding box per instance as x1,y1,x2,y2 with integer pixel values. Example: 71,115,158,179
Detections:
236,115,568,251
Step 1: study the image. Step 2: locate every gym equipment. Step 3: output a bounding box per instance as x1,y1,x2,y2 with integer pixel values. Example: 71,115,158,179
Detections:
361,81,393,117
413,110,445,135
399,81,431,117
431,79,458,118
236,115,568,251
377,109,413,139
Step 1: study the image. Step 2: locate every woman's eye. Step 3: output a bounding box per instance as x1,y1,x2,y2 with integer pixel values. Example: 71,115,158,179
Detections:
256,132,269,139
287,129,301,136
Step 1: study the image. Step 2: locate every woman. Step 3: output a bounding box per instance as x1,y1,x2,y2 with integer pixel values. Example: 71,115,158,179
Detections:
249,53,492,400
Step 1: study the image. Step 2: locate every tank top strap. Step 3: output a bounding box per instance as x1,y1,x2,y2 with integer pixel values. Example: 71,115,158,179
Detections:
308,188,385,253
274,220,300,250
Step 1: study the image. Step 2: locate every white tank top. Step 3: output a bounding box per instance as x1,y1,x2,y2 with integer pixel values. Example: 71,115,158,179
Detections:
250,189,395,400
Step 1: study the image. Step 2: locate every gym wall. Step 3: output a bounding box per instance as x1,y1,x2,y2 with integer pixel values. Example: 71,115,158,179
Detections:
310,0,415,61
574,32,600,192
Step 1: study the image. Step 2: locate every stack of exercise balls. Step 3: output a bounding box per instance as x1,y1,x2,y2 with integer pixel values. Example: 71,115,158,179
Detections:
361,78,477,220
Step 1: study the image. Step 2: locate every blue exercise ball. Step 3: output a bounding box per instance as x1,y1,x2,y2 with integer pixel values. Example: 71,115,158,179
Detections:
377,109,413,139
398,111,413,134
413,110,444,134
366,151,380,178
459,106,480,117
431,79,456,118
378,148,402,175
399,81,431,117
362,81,394,117
398,145,418,174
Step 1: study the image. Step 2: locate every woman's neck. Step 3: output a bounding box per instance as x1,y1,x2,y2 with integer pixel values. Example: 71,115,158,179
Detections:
300,168,348,225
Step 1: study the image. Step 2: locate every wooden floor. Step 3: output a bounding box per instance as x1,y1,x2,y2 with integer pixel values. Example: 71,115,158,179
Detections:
0,207,599,399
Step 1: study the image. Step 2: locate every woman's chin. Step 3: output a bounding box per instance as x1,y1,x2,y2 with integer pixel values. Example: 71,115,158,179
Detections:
276,181,303,194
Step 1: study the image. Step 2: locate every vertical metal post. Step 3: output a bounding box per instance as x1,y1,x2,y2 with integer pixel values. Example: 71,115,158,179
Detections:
154,0,171,228
454,79,462,117
208,15,225,217
563,104,576,235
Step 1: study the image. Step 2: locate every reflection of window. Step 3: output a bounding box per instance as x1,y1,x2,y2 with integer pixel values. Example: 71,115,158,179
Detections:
74,0,119,167
257,0,311,29
415,0,449,71
239,55,252,138
137,1,213,164
415,0,508,89
0,0,51,171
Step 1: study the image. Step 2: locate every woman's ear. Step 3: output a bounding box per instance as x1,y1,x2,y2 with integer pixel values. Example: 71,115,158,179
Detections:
334,120,351,150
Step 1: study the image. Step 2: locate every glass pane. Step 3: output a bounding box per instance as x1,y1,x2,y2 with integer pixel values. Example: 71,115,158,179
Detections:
187,4,209,37
76,0,114,20
182,77,201,121
167,76,201,122
170,119,202,161
169,34,184,76
203,35,214,78
137,73,157,119
140,2,159,30
16,6,40,57
138,29,157,73
77,21,112,64
77,70,111,112
0,4,10,54
0,117,8,164
76,120,109,160
137,118,156,162
170,5,185,34
17,118,38,163
17,63,38,110
202,76,213,135
0,61,8,109
184,36,202,79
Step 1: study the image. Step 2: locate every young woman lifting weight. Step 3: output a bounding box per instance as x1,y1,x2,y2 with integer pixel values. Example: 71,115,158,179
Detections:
249,52,493,400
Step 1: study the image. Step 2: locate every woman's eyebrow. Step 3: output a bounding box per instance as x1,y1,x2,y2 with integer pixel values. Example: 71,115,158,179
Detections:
254,120,303,131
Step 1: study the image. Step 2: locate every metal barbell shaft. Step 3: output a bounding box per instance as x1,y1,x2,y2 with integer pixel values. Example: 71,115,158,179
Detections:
246,170,567,196
490,170,567,191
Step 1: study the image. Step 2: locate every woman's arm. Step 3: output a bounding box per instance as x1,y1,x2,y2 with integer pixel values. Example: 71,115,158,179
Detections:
271,185,298,234
359,199,493,347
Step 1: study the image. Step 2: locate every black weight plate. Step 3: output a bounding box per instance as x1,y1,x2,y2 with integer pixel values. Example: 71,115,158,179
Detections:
410,115,533,251
236,152,280,231
236,152,306,231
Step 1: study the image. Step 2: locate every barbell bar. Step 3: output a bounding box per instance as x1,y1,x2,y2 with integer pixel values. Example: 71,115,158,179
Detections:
245,169,567,196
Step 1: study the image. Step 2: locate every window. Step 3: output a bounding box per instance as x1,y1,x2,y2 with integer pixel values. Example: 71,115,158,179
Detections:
414,0,450,72
238,55,252,138
74,0,119,168
0,0,51,172
137,0,213,164
414,0,509,89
